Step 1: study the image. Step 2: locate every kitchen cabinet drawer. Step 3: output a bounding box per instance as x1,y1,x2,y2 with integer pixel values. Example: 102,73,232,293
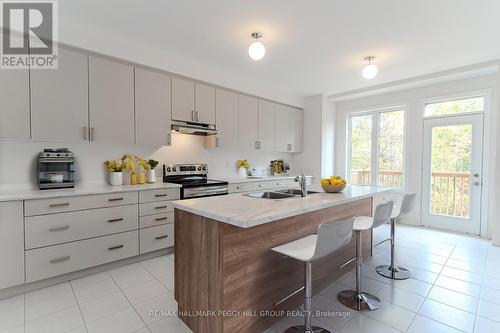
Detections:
140,212,174,229
271,179,296,189
228,183,253,193
25,205,138,250
25,192,138,216
26,230,139,283
139,188,179,203
140,224,174,254
139,201,174,216
251,181,276,191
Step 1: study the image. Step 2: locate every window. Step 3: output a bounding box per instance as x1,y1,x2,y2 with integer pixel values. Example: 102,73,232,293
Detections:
348,108,405,187
424,96,484,117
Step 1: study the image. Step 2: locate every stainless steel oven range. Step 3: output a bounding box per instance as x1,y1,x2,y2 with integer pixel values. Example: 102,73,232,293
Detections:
162,164,228,199
37,148,75,190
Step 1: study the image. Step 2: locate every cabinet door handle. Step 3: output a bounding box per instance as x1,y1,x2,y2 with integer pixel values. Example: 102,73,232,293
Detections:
155,194,168,198
287,143,292,151
155,205,168,209
215,137,219,148
255,141,261,150
83,126,88,140
50,256,70,264
155,235,169,240
108,197,124,202
191,110,195,121
108,244,124,251
155,217,168,222
167,133,172,145
107,218,123,223
49,225,70,232
90,127,95,141
49,202,70,208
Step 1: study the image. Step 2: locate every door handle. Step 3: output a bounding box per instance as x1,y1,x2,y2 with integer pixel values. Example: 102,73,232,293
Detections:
90,127,95,141
191,110,195,121
108,244,124,251
155,205,168,209
108,197,124,202
155,235,169,240
50,256,70,264
83,126,88,140
49,225,70,232
107,218,123,223
473,173,479,177
49,202,70,208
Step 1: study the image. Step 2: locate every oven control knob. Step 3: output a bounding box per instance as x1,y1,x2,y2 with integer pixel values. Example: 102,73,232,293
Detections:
166,167,171,172
172,167,177,172
197,166,202,171
202,166,206,171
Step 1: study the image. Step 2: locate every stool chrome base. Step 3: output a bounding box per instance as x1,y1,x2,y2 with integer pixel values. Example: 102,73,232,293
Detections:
376,264,411,280
337,290,381,311
284,325,331,333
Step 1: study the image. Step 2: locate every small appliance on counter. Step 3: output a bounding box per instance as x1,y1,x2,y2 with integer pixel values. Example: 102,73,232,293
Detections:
37,148,75,190
163,163,228,199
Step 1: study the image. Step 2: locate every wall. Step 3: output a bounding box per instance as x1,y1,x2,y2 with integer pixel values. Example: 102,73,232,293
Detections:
0,134,292,190
334,73,499,238
292,94,334,181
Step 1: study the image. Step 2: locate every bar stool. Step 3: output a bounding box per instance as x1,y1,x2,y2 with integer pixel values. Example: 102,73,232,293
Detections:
337,201,393,311
376,193,416,280
271,218,355,333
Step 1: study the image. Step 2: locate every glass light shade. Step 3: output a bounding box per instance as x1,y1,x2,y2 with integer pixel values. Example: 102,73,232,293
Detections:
248,41,265,61
362,64,378,79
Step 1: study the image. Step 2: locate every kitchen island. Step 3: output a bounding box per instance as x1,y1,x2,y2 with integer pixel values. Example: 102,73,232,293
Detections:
173,185,394,333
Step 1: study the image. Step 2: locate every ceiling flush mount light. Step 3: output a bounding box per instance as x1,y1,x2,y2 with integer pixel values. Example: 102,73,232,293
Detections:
362,56,378,79
248,32,265,61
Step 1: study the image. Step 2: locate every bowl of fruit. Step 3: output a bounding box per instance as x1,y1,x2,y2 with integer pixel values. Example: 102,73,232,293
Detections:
320,176,347,193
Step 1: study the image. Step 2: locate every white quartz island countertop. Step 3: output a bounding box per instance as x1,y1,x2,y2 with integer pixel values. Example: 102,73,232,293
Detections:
173,184,395,228
0,182,181,202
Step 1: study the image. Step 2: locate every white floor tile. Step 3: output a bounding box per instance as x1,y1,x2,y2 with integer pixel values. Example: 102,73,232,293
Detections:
140,257,175,292
428,286,478,313
446,258,483,274
341,314,401,333
0,295,24,332
480,286,500,304
310,294,357,331
440,266,484,285
148,316,192,333
482,275,500,291
418,299,475,333
66,326,87,333
71,274,120,304
86,307,145,333
123,279,168,305
79,291,131,323
435,275,481,298
133,328,151,333
109,263,155,290
407,315,463,333
25,306,84,333
477,299,500,323
0,324,24,333
25,283,77,321
474,316,500,333
390,277,433,297
166,253,175,262
336,272,385,295
133,292,177,325
376,283,424,312
366,299,415,331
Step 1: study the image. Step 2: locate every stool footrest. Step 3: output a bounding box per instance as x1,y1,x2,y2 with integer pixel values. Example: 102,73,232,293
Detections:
376,264,411,280
337,290,381,311
339,256,356,269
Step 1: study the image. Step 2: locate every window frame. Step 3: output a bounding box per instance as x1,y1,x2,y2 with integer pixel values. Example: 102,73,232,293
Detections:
346,105,407,188
423,91,486,119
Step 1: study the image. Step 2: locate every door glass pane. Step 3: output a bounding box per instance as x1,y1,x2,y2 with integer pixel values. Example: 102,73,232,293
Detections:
350,115,372,185
378,110,404,187
425,96,484,117
430,124,472,218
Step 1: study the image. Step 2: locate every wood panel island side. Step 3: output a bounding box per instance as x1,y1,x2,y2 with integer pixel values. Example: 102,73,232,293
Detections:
173,185,393,333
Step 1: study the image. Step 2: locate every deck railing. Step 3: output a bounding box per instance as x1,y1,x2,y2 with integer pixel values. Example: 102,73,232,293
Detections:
351,170,470,217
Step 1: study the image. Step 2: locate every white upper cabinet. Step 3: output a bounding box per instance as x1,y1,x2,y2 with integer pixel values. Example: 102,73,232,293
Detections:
195,83,216,124
257,100,275,151
135,68,172,146
275,105,302,153
0,201,25,289
172,77,216,124
212,89,238,150
238,95,259,151
30,48,89,142
0,65,30,140
89,57,135,144
172,77,195,122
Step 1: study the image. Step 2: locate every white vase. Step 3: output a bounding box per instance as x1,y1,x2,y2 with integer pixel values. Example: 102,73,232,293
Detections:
146,169,156,183
109,172,123,186
238,167,247,178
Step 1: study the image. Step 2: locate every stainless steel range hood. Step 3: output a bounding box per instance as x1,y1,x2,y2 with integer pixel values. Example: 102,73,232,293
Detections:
171,121,217,136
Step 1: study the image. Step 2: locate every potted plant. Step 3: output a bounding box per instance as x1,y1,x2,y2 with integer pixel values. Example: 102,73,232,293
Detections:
236,159,250,178
104,160,125,186
146,159,159,183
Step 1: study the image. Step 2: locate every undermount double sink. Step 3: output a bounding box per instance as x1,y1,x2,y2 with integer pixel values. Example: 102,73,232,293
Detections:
245,188,318,199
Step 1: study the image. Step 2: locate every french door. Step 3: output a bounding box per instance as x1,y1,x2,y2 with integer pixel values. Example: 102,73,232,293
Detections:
421,114,483,234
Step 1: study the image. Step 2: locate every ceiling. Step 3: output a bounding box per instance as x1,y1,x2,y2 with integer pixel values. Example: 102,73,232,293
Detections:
59,0,500,106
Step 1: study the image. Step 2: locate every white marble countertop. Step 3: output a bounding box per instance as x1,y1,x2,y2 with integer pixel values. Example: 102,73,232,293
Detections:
173,184,395,228
210,174,313,184
0,182,181,202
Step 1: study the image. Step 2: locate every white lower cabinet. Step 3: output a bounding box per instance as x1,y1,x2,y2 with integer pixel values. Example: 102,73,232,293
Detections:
140,212,174,229
25,230,139,283
139,200,174,216
228,183,253,194
25,205,138,250
0,201,25,289
140,224,174,254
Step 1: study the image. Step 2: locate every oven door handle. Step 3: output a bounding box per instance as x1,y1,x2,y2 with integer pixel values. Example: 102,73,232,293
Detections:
39,158,74,163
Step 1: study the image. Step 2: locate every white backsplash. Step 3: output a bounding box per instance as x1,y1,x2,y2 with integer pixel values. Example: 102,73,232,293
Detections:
0,133,293,189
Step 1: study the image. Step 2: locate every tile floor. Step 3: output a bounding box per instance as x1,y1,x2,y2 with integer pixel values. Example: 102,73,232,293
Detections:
1,226,500,333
